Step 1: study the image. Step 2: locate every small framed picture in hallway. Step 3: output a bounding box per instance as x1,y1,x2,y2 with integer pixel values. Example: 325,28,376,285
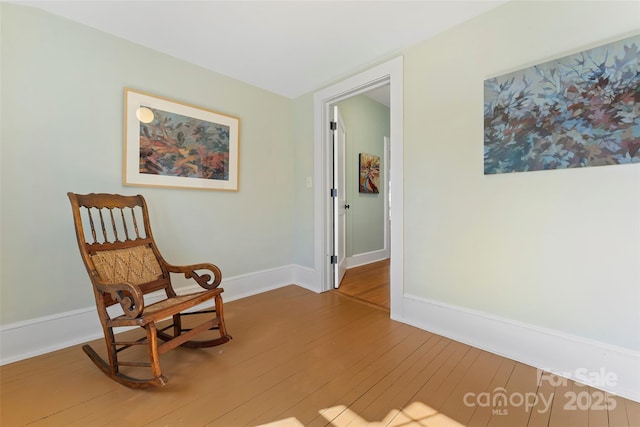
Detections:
359,153,380,193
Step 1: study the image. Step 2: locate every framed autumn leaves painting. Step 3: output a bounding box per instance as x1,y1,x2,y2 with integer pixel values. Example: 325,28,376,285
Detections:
124,88,239,191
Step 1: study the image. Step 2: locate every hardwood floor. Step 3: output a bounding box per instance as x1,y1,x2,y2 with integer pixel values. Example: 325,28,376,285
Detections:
335,259,390,311
2,285,639,426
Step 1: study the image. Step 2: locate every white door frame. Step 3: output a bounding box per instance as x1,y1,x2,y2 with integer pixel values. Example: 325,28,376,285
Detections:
312,56,404,319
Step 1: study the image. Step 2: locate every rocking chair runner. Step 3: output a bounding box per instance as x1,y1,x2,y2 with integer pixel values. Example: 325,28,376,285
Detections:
67,192,231,389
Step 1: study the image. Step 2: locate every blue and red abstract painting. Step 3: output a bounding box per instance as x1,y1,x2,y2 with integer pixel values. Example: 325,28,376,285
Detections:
484,35,639,174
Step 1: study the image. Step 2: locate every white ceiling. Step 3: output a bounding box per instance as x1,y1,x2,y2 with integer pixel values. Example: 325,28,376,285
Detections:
17,0,506,99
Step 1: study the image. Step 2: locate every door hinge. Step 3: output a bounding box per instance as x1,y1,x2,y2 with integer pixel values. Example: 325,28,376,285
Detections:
330,188,337,198
330,255,337,264
330,121,337,130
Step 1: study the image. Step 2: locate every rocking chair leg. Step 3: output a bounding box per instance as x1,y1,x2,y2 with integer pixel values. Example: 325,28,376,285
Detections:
146,323,164,382
215,294,231,340
173,313,182,339
104,326,119,377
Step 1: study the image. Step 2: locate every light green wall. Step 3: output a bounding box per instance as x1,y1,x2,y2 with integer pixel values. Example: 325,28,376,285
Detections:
291,93,315,268
0,4,293,324
403,0,640,350
336,95,389,257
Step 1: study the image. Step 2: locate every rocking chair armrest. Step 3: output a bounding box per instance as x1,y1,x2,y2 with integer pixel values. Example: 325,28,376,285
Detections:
95,280,145,318
165,263,223,290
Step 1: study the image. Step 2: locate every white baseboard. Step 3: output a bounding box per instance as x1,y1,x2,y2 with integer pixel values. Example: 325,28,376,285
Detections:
346,250,389,269
0,307,103,366
291,264,319,293
401,293,640,403
0,264,316,366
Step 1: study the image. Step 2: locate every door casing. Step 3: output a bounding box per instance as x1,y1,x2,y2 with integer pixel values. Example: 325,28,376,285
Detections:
313,56,404,319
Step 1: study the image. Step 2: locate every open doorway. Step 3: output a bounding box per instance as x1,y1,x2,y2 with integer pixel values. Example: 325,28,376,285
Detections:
331,89,391,310
312,57,404,319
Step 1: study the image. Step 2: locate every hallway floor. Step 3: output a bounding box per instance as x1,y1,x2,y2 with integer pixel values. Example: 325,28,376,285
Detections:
335,259,390,311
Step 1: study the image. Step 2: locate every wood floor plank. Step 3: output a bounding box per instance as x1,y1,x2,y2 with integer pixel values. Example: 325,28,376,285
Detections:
340,334,450,426
546,373,578,427
264,324,417,425
523,370,554,427
246,317,412,425
466,358,516,427
608,391,630,427
144,293,380,425
208,311,401,425
352,340,477,426
0,346,119,426
434,350,506,425
588,385,612,427
336,259,389,311
410,344,480,411
625,398,640,427
381,347,498,427
307,328,438,427
566,381,590,427
271,325,425,426
485,363,539,427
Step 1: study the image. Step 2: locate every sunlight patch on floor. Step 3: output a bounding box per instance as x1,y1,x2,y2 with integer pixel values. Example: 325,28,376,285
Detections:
259,402,464,426
257,417,305,427
321,401,464,426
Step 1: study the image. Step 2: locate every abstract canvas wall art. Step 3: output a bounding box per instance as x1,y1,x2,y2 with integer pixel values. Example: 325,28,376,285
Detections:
359,153,380,193
484,35,640,174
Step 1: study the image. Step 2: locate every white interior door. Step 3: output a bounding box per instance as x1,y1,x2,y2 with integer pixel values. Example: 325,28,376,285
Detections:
333,106,347,288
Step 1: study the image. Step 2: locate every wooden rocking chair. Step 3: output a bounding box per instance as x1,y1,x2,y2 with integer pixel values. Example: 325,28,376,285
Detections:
67,192,231,389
